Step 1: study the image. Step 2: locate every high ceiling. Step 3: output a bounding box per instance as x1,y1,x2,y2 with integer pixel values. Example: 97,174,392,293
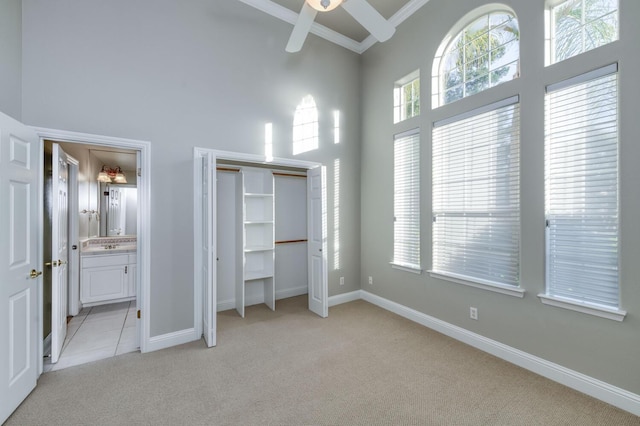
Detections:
237,0,428,53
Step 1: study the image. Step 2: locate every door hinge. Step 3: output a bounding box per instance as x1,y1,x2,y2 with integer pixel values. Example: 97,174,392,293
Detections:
137,168,141,177
137,310,141,319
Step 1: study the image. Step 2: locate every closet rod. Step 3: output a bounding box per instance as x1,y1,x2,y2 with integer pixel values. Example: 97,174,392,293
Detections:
217,167,240,172
272,172,306,179
275,239,308,245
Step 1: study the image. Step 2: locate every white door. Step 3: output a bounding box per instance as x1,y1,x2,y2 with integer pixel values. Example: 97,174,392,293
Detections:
201,154,216,347
51,144,69,363
307,166,328,318
0,112,40,424
67,160,80,316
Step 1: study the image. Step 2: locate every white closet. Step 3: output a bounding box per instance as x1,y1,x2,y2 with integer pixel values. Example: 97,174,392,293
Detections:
216,165,308,317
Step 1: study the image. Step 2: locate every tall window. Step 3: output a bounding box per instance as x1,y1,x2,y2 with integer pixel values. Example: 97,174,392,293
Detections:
546,0,618,65
392,130,421,272
433,9,520,108
432,98,521,288
293,95,319,155
543,65,621,315
394,71,420,124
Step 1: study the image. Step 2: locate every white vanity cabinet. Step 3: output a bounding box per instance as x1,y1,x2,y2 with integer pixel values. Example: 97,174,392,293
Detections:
81,252,136,306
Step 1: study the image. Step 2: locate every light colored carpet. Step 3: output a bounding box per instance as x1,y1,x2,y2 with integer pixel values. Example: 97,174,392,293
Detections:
7,296,640,425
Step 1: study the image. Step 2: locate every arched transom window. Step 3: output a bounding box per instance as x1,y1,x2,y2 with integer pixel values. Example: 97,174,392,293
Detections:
433,8,520,108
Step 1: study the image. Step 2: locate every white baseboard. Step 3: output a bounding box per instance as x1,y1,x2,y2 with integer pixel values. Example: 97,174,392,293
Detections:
328,290,362,307
358,290,640,417
146,328,199,353
217,299,235,312
276,285,308,300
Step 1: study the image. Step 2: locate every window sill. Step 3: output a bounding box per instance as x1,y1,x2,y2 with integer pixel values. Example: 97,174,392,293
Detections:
429,271,525,298
537,294,626,322
390,263,422,275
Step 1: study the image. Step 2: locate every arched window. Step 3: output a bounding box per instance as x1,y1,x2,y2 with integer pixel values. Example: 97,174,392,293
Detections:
293,95,319,155
432,8,520,108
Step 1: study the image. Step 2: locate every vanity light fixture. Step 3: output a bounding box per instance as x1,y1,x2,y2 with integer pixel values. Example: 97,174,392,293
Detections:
97,166,127,184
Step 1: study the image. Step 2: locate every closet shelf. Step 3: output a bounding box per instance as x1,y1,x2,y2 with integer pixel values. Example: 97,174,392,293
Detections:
245,193,274,198
245,271,274,281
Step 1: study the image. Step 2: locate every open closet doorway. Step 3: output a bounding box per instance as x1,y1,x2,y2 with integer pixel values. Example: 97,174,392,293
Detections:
193,149,328,348
36,128,151,372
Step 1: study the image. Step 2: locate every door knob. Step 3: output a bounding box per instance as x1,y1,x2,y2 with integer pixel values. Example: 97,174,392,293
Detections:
30,269,43,279
72,245,78,250
45,260,58,267
58,259,67,266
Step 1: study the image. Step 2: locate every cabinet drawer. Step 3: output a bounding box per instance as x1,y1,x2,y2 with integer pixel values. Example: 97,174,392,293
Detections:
81,254,129,269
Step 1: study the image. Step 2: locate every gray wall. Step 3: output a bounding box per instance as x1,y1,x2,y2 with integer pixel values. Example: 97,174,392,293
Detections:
0,0,22,120
22,0,362,336
360,0,640,394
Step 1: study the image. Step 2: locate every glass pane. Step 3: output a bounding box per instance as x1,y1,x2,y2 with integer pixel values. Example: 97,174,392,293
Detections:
491,61,519,87
465,15,490,44
492,37,519,66
465,74,490,97
489,13,512,29
443,69,463,91
584,11,618,50
444,86,464,104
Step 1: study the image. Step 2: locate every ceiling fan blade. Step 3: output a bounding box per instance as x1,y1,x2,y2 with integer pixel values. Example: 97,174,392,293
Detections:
286,2,318,53
341,0,395,42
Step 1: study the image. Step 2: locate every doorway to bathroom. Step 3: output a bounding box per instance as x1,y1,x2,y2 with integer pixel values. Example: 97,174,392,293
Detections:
35,127,151,372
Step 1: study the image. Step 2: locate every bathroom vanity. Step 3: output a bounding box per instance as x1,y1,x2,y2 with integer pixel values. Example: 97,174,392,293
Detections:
80,237,137,307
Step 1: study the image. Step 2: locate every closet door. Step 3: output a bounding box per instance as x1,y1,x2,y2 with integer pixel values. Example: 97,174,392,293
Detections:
215,169,240,317
200,154,214,347
307,166,328,318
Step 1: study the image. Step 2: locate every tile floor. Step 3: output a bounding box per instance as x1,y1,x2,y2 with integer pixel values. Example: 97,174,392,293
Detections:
44,301,138,372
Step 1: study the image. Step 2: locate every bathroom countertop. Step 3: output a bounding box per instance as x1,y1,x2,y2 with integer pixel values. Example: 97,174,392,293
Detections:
80,236,137,256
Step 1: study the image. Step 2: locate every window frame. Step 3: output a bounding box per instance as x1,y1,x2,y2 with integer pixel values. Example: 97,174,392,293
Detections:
432,7,520,109
545,0,619,66
393,71,420,124
430,96,524,298
539,63,626,321
391,128,422,274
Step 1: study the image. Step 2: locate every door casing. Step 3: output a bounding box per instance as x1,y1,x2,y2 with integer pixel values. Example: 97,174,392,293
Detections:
32,127,152,369
193,148,328,341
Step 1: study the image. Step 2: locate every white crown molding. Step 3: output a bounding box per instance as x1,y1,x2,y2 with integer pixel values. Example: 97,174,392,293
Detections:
236,0,431,54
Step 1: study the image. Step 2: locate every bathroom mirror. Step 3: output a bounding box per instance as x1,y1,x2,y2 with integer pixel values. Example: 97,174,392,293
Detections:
100,183,137,236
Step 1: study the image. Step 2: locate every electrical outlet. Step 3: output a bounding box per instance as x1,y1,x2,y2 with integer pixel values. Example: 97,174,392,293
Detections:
340,277,345,286
469,307,478,320
368,276,373,285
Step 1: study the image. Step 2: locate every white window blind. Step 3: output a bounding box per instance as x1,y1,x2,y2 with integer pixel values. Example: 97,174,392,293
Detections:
545,66,619,309
432,97,520,286
393,130,420,270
